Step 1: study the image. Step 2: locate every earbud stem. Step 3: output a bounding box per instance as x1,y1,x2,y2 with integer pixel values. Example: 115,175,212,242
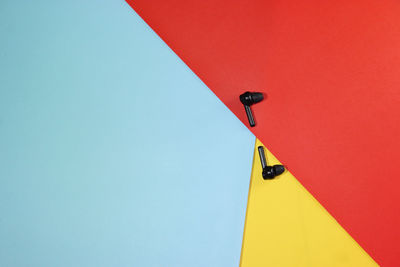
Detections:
244,105,255,127
258,146,267,169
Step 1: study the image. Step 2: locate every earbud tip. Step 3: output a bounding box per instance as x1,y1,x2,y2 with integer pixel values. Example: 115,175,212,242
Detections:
273,165,285,176
252,92,264,103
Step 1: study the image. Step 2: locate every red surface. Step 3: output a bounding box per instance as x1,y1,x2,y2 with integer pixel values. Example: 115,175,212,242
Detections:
126,0,400,265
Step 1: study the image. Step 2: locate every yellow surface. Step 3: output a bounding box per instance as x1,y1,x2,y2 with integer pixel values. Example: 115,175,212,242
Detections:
240,139,378,267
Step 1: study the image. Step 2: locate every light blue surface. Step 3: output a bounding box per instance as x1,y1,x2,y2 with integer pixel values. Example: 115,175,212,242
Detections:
0,1,255,266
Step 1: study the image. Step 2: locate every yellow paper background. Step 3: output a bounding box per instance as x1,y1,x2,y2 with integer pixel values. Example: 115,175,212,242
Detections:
240,139,378,267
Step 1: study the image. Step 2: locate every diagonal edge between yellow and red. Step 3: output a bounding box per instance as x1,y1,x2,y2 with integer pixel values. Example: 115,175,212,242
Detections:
125,1,400,266
241,138,378,266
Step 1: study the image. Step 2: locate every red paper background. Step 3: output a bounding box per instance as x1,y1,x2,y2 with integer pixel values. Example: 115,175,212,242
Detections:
126,0,400,265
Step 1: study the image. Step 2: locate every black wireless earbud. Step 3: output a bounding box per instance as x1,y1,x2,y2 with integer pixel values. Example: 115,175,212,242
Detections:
239,92,264,127
258,146,285,179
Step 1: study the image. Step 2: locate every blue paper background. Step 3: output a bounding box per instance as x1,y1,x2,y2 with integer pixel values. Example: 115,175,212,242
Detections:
0,1,254,266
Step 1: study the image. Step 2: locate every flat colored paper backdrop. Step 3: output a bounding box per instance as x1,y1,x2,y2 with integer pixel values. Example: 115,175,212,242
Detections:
0,1,254,266
126,1,400,266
